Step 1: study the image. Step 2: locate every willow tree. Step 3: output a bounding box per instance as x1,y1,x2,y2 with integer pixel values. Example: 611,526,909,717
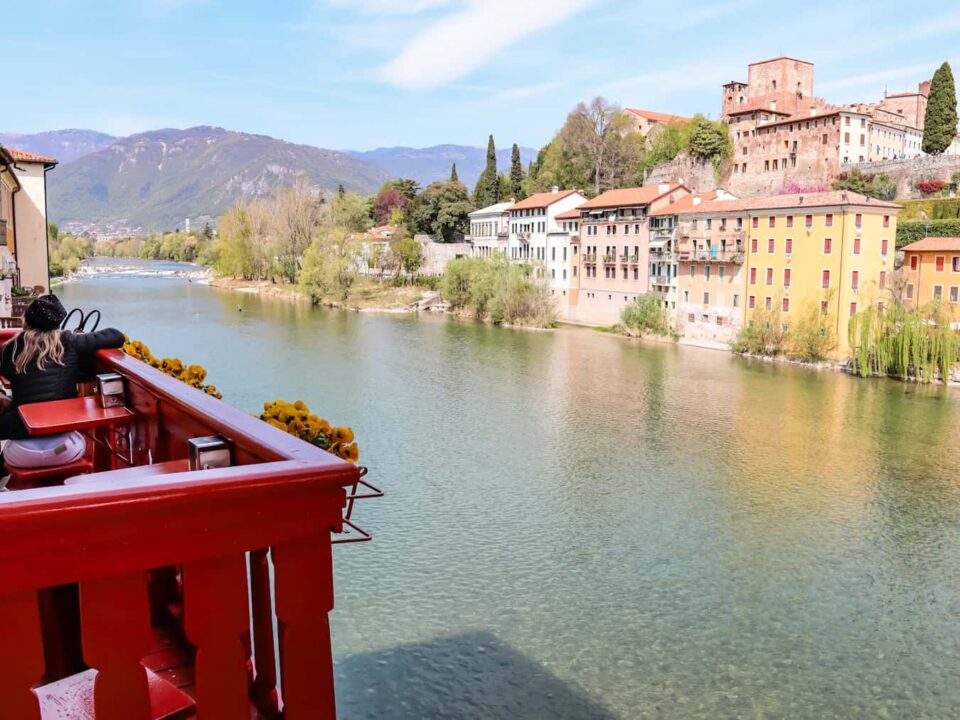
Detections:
848,302,959,382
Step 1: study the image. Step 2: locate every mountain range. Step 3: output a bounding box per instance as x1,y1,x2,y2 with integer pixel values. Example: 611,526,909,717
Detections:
0,128,538,232
349,144,537,189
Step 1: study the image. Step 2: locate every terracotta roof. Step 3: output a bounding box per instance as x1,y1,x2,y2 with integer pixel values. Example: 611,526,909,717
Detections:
884,91,924,99
625,108,689,124
757,110,844,129
649,191,719,216
510,189,583,211
578,184,686,210
6,147,57,165
901,237,960,252
664,190,899,216
555,209,581,220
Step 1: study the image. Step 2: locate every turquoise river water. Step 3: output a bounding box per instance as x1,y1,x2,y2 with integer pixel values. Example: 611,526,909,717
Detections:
61,267,960,719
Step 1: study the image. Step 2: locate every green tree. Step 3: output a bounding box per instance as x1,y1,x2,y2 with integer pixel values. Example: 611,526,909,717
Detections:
509,144,525,199
332,191,373,232
473,135,500,208
394,236,424,277
337,183,346,199
621,294,669,335
409,181,475,241
560,97,642,195
450,163,459,182
923,61,958,154
687,117,730,162
381,178,420,201
47,223,59,241
299,225,357,302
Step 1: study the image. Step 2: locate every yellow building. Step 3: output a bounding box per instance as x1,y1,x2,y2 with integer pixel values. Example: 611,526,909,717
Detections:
739,190,899,357
901,237,960,322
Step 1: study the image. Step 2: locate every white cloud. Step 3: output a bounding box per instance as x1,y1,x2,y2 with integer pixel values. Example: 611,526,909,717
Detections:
817,59,959,95
380,0,602,90
492,81,564,102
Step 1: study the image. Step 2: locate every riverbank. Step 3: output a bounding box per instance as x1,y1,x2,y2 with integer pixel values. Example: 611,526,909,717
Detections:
208,275,425,312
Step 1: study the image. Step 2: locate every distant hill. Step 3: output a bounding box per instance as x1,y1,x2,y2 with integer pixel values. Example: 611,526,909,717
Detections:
0,129,116,164
47,126,389,232
351,144,538,189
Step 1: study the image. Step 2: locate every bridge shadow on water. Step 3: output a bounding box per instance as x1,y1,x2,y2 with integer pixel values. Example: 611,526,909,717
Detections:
334,631,618,720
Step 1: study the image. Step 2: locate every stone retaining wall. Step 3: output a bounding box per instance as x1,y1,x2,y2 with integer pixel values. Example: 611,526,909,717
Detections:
840,155,960,199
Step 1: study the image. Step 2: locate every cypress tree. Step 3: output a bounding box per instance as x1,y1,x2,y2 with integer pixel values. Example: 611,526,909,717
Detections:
473,135,499,208
337,183,346,199
923,61,958,155
450,163,459,182
509,143,525,199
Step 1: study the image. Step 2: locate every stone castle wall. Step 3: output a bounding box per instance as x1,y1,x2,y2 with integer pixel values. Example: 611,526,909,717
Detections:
643,155,718,194
840,155,960,199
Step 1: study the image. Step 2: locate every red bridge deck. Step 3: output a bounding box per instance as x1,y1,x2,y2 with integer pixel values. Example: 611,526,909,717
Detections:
0,332,365,720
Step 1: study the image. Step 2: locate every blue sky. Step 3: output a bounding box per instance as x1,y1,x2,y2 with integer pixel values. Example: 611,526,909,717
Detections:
6,1,960,151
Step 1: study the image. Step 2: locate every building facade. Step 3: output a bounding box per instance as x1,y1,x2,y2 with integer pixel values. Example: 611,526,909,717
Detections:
468,201,513,258
506,187,587,295
900,237,960,323
739,191,899,356
723,56,947,196
663,195,747,346
566,184,690,325
0,146,57,307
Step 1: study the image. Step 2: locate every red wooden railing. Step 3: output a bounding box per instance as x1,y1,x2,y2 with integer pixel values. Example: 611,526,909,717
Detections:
0,338,363,719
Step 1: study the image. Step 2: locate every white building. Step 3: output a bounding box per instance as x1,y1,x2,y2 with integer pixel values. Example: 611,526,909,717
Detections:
468,200,513,258
0,146,57,296
507,187,587,293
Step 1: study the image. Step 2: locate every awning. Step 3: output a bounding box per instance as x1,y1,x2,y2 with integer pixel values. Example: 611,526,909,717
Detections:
648,240,668,249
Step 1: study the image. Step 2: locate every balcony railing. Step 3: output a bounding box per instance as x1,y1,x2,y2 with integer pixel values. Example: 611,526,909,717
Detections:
0,334,369,719
583,253,597,263
518,232,531,242
678,250,745,263
619,254,629,263
603,254,616,264
653,275,672,285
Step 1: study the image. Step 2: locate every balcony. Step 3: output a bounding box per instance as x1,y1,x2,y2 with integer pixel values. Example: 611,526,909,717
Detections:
653,275,672,285
683,250,745,263
603,255,616,265
628,254,639,264
0,334,372,719
619,254,629,264
518,232,531,242
583,253,597,263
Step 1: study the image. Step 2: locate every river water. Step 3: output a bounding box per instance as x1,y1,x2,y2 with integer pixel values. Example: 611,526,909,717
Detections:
61,269,960,719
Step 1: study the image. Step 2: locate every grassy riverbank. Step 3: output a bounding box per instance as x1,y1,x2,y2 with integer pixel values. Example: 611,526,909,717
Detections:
209,275,426,312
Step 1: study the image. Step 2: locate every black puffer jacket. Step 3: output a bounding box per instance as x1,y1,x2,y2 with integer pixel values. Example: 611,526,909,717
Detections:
0,328,125,439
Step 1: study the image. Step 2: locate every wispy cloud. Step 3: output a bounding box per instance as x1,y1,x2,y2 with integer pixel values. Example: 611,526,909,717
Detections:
324,0,454,15
380,0,602,90
818,59,958,95
492,81,565,103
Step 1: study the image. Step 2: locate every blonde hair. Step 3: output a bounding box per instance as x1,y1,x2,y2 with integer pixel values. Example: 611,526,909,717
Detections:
10,326,65,374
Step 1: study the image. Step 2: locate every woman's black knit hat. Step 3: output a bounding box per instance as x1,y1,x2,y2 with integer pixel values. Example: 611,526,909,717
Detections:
25,294,67,331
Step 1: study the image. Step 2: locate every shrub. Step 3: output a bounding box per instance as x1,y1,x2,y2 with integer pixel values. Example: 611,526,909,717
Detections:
620,294,669,336
896,219,960,247
415,275,441,290
785,302,837,362
916,179,946,195
833,169,896,201
437,256,555,326
731,306,786,356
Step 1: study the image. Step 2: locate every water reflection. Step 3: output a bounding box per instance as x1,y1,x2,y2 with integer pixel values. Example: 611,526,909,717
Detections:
60,276,960,718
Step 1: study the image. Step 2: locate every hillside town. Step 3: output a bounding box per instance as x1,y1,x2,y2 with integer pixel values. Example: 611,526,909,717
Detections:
432,57,960,357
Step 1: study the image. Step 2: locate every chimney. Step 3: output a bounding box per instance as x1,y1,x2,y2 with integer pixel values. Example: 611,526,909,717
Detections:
551,185,559,194
658,182,669,193
693,194,702,206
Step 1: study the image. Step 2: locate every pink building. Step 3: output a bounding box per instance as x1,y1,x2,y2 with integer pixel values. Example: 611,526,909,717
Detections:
565,183,690,325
